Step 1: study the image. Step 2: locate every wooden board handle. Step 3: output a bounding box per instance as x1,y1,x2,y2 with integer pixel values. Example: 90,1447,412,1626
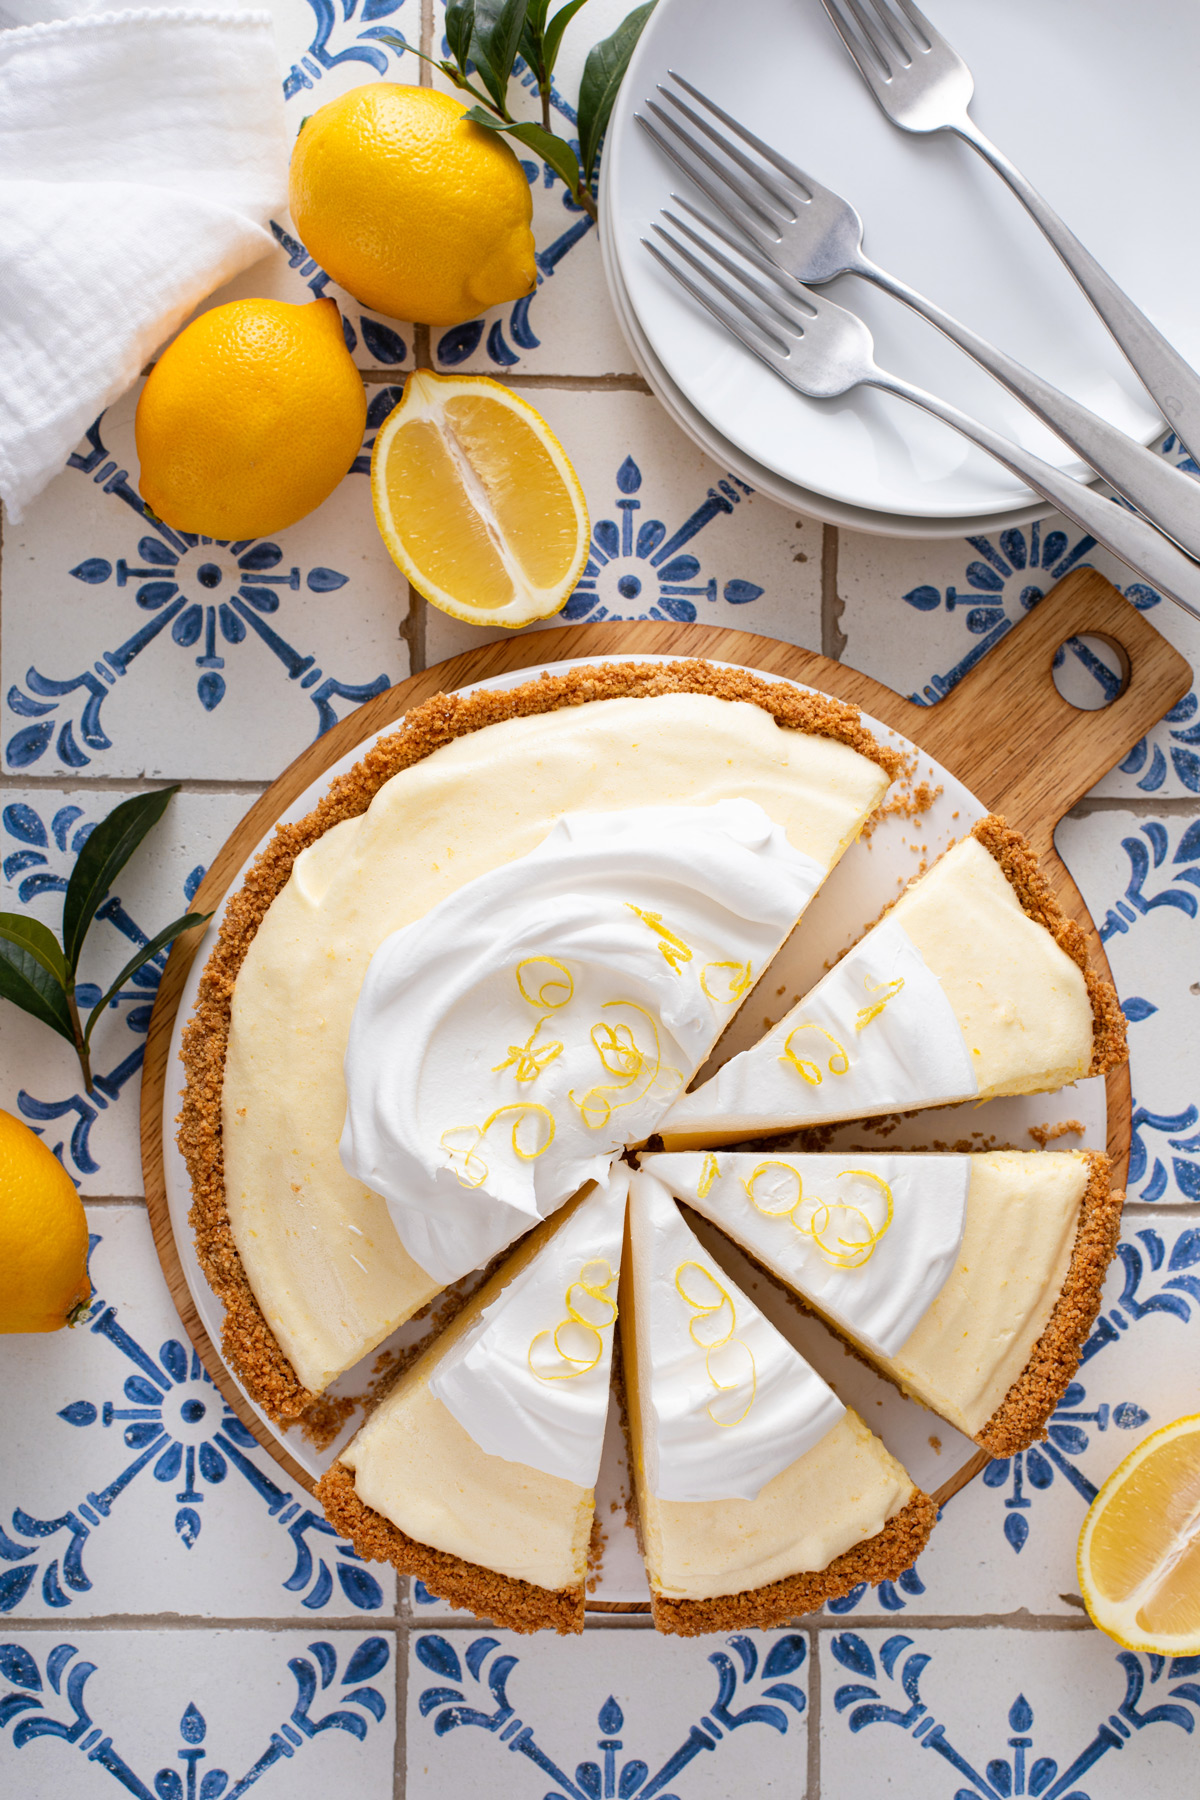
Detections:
905,568,1192,854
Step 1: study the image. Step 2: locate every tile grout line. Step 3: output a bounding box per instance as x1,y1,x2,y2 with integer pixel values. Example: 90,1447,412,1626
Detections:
806,1621,821,1800
394,1619,409,1800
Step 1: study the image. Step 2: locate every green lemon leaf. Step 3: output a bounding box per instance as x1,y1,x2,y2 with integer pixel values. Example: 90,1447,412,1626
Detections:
445,0,476,68
463,110,582,193
0,921,75,1044
578,0,656,187
470,0,529,113
83,910,212,1052
61,786,180,977
0,911,67,984
543,0,593,74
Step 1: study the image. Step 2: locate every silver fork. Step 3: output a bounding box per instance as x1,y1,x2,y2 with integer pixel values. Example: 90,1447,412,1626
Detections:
820,0,1200,463
637,74,1200,564
643,215,1200,622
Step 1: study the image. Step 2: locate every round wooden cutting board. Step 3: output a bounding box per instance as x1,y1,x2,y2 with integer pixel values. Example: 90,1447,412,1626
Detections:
140,568,1191,1533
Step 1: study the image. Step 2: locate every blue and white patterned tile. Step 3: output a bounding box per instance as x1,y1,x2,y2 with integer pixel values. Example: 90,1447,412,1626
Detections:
0,1628,395,1799
0,788,249,1196
1056,809,1200,1204
821,1216,1200,1624
0,1206,395,1621
406,1626,808,1798
1,382,407,782
838,478,1200,800
423,388,823,664
819,1624,1200,1799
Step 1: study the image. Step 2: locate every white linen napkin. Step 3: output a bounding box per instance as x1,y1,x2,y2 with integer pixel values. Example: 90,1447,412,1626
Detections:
0,8,290,519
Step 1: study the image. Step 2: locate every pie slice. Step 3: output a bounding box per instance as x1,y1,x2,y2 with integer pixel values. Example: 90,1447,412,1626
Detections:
619,1170,935,1633
644,1147,1121,1455
317,1166,629,1635
658,816,1127,1150
182,663,897,1419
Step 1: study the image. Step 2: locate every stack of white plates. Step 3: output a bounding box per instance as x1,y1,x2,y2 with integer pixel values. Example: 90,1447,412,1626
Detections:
599,0,1200,538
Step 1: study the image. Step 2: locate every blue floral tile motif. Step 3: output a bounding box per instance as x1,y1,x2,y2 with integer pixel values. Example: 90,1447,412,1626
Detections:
3,414,390,773
281,0,412,102
1095,818,1200,952
413,1629,806,1797
829,1631,1200,1800
0,1234,383,1618
2,802,202,1183
898,522,1159,706
981,1382,1150,1557
1080,1223,1200,1364
0,1634,390,1798
564,457,763,624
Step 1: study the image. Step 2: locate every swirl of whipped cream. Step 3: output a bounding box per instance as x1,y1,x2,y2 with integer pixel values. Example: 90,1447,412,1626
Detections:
628,1172,845,1502
430,1166,629,1486
339,800,823,1287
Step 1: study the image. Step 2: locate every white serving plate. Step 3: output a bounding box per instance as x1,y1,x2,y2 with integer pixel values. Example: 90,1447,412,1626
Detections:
606,0,1200,522
163,656,1106,1601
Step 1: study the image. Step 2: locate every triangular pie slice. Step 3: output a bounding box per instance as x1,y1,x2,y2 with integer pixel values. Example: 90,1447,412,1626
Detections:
317,1167,628,1634
188,666,897,1418
657,816,1127,1150
619,1171,935,1634
644,1147,1121,1455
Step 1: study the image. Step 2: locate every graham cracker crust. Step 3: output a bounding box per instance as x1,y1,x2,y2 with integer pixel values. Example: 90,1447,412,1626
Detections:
316,1460,585,1634
649,1490,938,1636
971,814,1127,1077
178,660,899,1421
977,1150,1123,1457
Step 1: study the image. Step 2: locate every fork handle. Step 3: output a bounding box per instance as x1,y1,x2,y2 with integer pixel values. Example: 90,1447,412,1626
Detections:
862,257,1200,565
953,116,1200,464
874,369,1200,623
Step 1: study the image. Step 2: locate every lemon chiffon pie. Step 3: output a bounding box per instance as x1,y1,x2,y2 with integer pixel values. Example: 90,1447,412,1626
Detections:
180,661,897,1421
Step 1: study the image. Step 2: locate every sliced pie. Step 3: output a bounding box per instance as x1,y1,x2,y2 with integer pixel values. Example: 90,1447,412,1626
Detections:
317,1167,628,1634
658,817,1126,1150
619,1170,935,1633
181,663,896,1419
643,1148,1122,1455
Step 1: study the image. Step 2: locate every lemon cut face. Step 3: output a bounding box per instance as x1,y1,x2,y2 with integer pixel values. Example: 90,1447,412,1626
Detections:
1078,1412,1200,1652
370,372,590,630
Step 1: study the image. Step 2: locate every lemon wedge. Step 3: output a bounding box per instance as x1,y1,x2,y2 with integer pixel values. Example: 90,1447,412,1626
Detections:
371,371,590,628
1078,1412,1200,1652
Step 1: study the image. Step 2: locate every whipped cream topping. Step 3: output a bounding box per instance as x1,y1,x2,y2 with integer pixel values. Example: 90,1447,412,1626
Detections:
661,915,977,1141
340,800,824,1286
645,1150,970,1359
429,1166,629,1487
628,1171,845,1503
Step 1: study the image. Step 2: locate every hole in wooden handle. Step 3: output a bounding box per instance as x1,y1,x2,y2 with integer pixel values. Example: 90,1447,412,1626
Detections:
1051,631,1132,712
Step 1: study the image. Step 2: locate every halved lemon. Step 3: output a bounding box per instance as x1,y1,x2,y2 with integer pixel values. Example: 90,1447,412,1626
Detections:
370,371,589,629
1078,1412,1200,1652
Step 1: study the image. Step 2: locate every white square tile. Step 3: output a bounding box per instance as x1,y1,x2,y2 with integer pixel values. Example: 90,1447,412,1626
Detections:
838,496,1200,800
1056,808,1200,1202
0,1629,395,1799
422,388,823,664
0,788,250,1196
0,1207,395,1619
820,1622,1200,1800
407,1626,808,1798
2,382,409,781
820,1216,1200,1623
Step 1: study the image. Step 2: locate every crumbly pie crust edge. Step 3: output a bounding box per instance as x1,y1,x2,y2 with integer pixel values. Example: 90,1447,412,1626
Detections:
178,659,901,1424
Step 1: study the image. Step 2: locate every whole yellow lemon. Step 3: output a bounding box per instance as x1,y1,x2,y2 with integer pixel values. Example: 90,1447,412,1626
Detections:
135,297,367,540
289,85,536,326
0,1108,91,1333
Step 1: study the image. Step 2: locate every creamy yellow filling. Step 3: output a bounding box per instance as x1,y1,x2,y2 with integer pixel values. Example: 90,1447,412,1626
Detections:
888,837,1093,1097
884,1151,1088,1438
638,1410,913,1601
222,693,888,1393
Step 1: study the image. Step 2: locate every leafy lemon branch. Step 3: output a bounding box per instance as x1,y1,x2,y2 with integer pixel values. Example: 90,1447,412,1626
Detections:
0,787,210,1094
381,0,657,221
